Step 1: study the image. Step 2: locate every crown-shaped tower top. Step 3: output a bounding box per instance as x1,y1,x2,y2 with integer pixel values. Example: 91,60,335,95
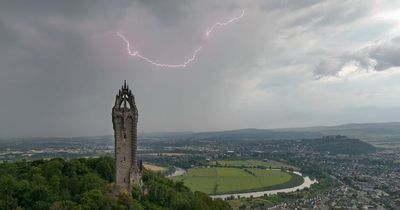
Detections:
114,80,136,109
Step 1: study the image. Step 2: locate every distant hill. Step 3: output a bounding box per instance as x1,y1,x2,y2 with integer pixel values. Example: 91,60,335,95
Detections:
300,136,377,155
139,122,400,144
138,123,400,147
185,128,323,141
277,122,400,146
2,122,399,148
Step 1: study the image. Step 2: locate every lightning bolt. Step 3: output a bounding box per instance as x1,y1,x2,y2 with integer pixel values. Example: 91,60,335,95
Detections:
206,9,245,37
117,32,203,68
117,9,245,68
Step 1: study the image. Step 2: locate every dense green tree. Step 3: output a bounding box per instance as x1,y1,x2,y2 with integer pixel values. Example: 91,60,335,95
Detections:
0,175,18,210
40,159,63,179
49,200,79,210
88,156,115,182
80,189,105,210
0,157,231,210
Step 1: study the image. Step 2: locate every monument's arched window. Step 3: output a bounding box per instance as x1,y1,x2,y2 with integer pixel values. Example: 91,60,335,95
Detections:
125,100,131,109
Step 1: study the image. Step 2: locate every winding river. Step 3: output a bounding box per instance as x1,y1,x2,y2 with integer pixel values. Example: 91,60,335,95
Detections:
210,171,318,200
168,167,318,200
167,167,186,177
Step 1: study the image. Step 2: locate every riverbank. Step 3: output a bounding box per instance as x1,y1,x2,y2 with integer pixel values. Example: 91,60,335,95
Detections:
167,167,186,177
210,171,317,200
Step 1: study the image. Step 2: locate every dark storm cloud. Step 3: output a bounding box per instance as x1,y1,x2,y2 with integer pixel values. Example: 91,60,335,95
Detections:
0,1,135,137
259,0,320,11
0,1,131,19
313,35,400,77
260,0,375,30
0,0,399,137
290,1,373,27
367,36,400,70
0,0,254,137
136,0,192,25
313,58,345,77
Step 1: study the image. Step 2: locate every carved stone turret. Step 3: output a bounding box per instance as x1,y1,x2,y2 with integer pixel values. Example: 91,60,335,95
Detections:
112,80,141,194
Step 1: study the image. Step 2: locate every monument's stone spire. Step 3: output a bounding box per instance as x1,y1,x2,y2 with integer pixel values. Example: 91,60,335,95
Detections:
112,80,141,194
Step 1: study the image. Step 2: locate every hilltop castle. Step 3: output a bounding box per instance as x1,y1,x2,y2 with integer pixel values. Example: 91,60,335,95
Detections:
112,81,142,194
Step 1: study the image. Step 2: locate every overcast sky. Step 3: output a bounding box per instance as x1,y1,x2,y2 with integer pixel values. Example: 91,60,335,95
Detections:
2,0,400,137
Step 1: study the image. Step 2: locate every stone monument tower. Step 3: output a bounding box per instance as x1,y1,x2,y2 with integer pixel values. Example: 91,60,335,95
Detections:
112,81,141,194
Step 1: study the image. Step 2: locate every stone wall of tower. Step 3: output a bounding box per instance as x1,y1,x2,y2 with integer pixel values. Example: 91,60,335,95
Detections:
112,81,140,195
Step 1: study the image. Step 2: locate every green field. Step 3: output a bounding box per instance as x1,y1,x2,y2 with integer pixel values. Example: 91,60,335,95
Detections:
172,167,303,195
211,160,296,170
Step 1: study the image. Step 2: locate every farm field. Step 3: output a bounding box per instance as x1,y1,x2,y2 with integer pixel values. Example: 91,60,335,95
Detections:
143,163,167,172
211,159,297,170
172,167,302,194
